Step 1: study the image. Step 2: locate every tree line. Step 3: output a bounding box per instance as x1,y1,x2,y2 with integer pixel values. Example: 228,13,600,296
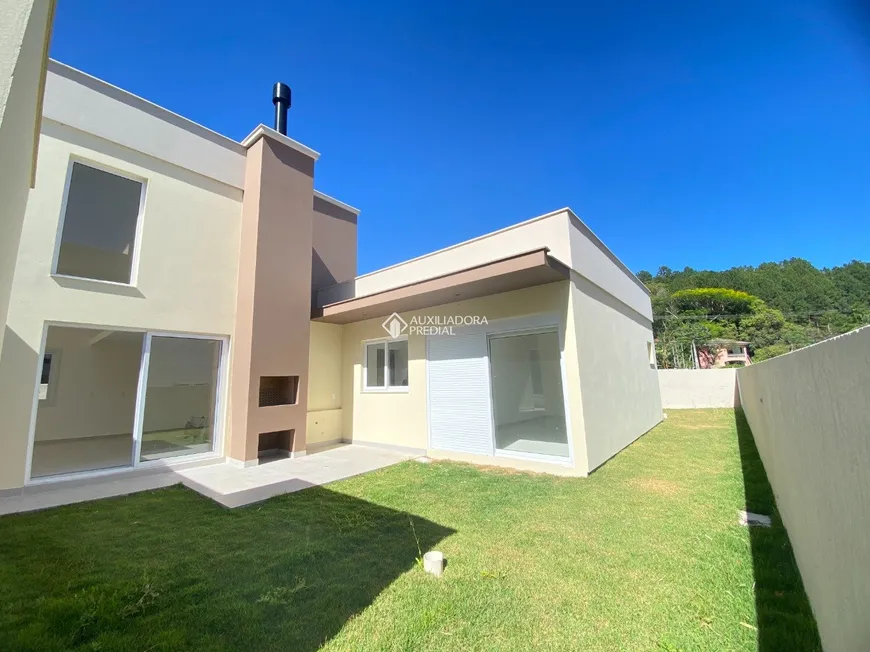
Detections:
636,258,870,365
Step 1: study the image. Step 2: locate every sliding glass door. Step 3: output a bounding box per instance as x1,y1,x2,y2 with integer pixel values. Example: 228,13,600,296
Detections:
30,326,142,478
137,335,222,462
488,330,569,458
30,328,225,481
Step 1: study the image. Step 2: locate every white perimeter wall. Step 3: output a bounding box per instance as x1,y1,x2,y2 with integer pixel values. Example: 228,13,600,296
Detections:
737,326,870,652
659,369,740,408
571,273,662,473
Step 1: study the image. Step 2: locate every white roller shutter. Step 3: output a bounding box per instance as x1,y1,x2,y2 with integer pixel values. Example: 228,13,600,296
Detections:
427,333,493,456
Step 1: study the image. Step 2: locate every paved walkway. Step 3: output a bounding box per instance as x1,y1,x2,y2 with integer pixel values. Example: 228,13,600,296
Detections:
0,444,415,514
178,444,415,508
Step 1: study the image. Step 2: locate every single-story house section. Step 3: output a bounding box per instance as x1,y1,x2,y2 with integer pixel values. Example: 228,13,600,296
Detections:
0,60,663,500
311,214,663,475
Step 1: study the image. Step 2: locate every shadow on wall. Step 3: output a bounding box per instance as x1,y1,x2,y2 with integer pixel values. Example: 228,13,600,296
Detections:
0,325,41,489
735,409,821,652
0,483,455,652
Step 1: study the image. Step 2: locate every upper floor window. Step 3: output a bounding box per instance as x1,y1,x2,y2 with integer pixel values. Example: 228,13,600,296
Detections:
54,161,145,285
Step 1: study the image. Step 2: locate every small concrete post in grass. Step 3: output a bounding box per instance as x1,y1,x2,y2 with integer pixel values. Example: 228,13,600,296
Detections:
423,551,445,577
738,510,771,527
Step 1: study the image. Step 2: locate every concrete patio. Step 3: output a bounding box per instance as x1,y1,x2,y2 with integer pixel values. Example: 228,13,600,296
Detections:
0,443,415,514
179,444,416,508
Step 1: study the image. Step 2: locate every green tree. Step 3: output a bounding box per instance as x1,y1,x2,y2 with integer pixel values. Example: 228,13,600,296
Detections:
671,288,757,317
738,307,786,348
641,257,870,339
752,343,791,362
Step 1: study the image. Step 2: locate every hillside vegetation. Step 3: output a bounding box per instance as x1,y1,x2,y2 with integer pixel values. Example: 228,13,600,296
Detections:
636,259,870,365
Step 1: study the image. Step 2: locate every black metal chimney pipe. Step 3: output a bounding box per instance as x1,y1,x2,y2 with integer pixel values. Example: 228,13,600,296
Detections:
272,82,291,135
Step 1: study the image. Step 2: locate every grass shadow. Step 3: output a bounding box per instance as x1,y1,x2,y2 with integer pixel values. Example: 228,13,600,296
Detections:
734,408,821,652
0,484,455,651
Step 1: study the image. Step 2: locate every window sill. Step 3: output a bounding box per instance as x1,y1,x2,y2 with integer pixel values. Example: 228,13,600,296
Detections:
362,387,410,394
52,273,134,288
51,274,144,297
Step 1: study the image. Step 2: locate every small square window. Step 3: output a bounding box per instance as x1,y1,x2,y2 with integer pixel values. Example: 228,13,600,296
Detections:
39,351,58,402
55,162,144,284
364,339,408,390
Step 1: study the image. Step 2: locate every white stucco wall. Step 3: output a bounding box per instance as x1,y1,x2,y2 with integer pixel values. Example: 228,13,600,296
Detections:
0,120,242,490
571,273,662,473
658,369,739,408
737,326,870,652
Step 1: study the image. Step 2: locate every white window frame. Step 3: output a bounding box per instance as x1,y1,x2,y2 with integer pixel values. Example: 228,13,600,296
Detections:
487,325,572,462
362,336,409,393
50,156,149,288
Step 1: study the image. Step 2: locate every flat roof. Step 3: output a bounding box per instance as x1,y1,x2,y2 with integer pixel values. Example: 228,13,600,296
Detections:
343,207,649,297
314,248,569,324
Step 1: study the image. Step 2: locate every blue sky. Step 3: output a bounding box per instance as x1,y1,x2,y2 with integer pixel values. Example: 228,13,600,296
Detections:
51,1,870,275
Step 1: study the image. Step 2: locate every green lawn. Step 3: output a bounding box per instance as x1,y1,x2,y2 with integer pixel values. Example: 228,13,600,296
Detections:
0,409,819,651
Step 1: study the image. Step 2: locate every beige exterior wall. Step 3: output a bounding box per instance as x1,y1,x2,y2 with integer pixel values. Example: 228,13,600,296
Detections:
659,369,739,408
0,122,243,490
307,321,344,445
571,273,662,472
737,326,870,652
0,0,53,356
340,281,587,471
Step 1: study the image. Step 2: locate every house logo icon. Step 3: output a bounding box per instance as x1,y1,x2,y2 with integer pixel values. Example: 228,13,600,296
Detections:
382,312,408,338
